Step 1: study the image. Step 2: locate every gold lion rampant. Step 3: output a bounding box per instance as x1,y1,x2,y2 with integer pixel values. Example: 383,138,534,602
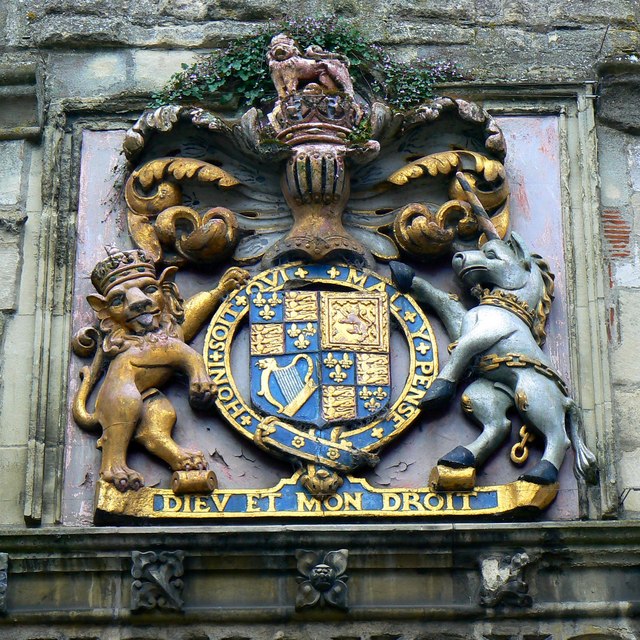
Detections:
72,249,249,492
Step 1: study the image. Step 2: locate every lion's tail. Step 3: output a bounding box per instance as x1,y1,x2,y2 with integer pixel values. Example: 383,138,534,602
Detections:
567,400,598,485
72,345,104,432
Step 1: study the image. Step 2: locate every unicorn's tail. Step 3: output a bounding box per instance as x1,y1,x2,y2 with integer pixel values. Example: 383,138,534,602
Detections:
567,401,598,485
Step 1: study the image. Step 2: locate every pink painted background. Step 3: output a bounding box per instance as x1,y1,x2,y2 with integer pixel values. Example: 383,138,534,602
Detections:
63,116,578,524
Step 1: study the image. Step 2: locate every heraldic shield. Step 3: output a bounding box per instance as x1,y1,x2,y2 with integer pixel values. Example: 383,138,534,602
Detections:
249,290,391,429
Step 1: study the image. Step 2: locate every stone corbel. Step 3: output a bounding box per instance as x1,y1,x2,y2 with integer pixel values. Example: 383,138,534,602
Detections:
479,551,533,608
295,549,349,611
131,550,185,612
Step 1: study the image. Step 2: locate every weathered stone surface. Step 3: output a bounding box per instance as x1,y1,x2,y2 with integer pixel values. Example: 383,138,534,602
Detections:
388,0,474,21
0,142,25,207
380,22,474,46
48,52,129,98
0,448,27,524
0,231,23,311
0,0,635,88
597,58,640,134
131,50,198,92
610,289,640,384
598,126,632,208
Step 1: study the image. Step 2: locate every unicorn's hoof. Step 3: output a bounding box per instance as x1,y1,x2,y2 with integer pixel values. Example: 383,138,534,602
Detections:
438,445,476,469
519,460,559,485
389,261,415,293
421,379,456,410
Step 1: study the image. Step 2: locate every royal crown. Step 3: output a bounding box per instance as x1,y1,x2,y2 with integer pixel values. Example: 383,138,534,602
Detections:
91,249,156,295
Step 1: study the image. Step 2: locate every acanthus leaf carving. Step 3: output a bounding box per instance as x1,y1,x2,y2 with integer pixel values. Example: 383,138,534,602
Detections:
131,550,185,612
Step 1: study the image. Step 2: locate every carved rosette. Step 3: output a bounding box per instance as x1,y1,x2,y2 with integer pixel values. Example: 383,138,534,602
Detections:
295,549,349,611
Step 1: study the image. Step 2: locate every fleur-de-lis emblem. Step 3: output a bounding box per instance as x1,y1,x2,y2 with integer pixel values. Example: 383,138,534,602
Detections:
359,386,373,400
268,292,282,306
364,397,381,413
338,354,353,369
323,352,338,368
254,291,282,319
324,352,353,383
287,322,317,350
259,305,276,320
329,364,348,383
373,387,388,400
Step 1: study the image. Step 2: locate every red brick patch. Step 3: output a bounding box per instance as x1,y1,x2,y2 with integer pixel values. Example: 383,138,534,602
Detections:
602,208,631,259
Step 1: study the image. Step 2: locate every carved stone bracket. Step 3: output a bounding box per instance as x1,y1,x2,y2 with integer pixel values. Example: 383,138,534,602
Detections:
479,551,533,608
295,549,349,611
0,553,7,615
131,550,185,612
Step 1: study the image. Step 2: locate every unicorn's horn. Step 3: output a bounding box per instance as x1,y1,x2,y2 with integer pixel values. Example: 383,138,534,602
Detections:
455,171,500,240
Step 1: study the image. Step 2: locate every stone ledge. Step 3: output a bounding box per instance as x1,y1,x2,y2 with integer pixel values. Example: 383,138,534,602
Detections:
0,520,638,552
0,523,636,633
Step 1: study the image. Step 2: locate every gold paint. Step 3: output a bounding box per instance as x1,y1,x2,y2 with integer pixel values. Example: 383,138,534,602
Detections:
429,465,476,491
416,341,431,355
171,470,217,494
72,252,249,493
510,425,535,465
320,291,389,352
478,288,536,330
323,352,354,384
95,473,559,519
250,324,285,355
515,390,529,412
363,397,382,413
284,291,318,321
287,322,317,350
388,151,509,258
403,310,417,322
292,436,306,448
477,353,569,397
203,264,438,462
300,465,344,499
255,355,317,417
322,385,356,421
461,394,473,414
125,157,240,266
356,353,390,386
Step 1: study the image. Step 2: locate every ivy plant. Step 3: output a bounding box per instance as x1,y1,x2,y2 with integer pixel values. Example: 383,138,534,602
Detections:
150,17,465,112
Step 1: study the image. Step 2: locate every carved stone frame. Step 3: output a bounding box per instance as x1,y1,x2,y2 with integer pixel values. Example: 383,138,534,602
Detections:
22,82,615,525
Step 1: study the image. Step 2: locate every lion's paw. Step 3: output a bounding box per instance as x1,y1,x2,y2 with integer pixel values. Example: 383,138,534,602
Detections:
219,267,251,295
173,449,208,472
102,465,144,492
189,381,217,409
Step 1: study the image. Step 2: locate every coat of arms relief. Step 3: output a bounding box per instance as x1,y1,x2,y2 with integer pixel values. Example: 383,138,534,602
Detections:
69,33,597,521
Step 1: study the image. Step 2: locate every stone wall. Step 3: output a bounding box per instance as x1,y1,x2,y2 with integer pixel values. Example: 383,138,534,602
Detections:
597,58,640,516
0,0,637,513
0,0,639,636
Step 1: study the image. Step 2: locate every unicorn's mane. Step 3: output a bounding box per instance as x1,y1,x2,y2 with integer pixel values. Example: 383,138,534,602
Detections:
531,253,555,346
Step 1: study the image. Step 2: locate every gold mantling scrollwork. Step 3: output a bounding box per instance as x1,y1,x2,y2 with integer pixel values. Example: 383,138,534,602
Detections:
388,150,510,258
125,157,241,266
